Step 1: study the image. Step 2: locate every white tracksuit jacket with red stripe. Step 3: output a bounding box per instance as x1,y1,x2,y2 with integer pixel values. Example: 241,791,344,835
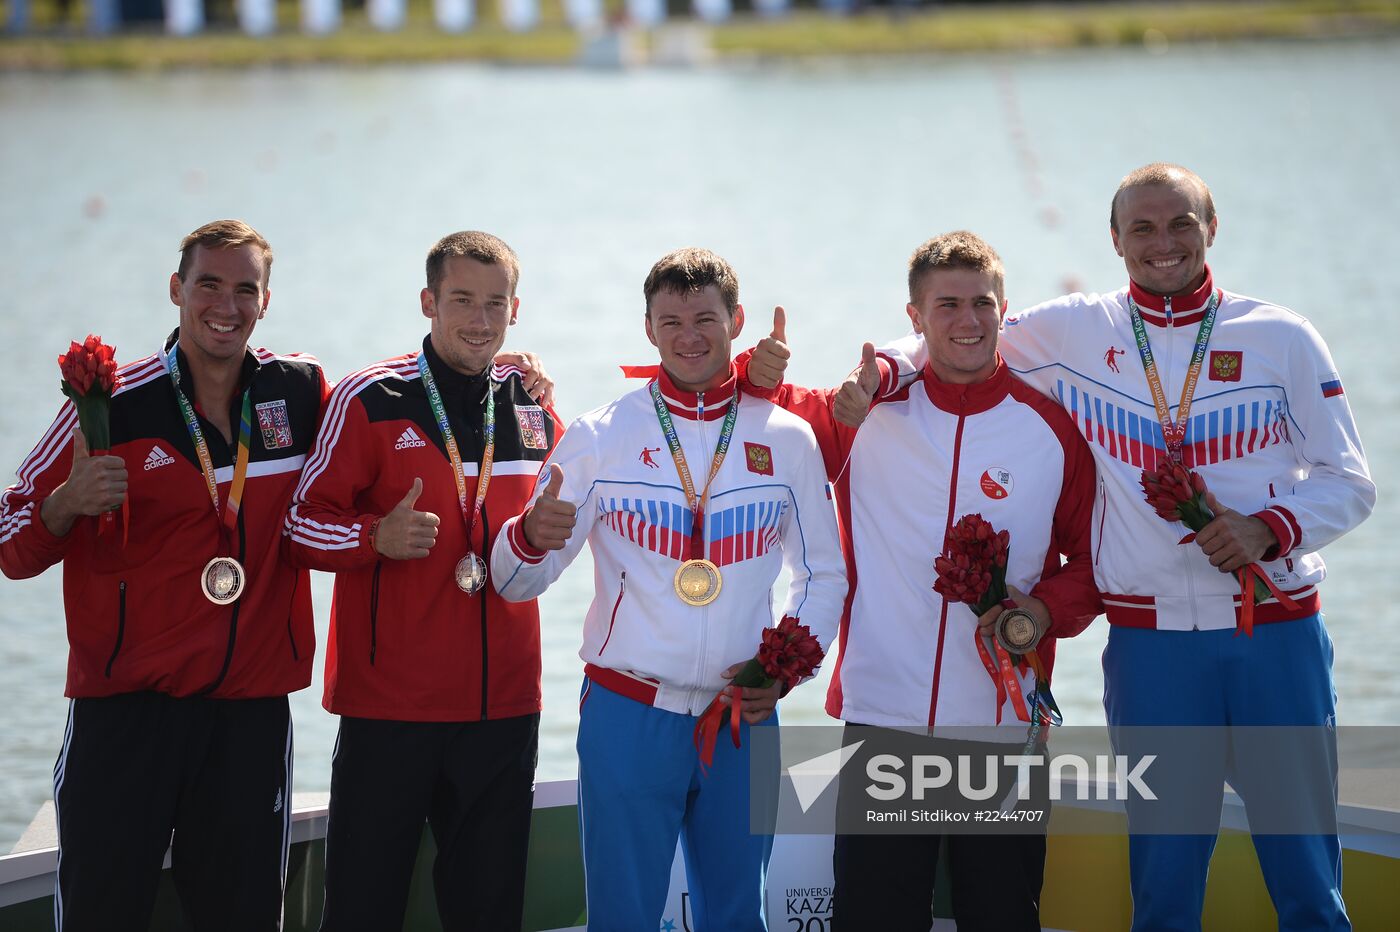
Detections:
737,353,1101,729
490,366,846,717
875,269,1376,632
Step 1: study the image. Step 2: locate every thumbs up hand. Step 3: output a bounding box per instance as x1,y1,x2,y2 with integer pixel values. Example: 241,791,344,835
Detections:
834,343,881,429
40,428,129,537
745,306,791,390
523,463,577,552
373,477,441,560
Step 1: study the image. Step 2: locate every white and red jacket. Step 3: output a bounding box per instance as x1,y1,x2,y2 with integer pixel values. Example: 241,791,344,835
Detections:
491,366,846,717
737,352,1100,729
1,332,329,699
876,269,1376,632
286,339,561,722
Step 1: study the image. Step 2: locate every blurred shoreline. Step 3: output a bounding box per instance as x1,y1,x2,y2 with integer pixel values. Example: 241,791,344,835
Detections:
3,0,1399,71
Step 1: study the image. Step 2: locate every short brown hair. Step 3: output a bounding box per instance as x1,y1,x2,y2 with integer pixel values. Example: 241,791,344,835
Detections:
1110,162,1215,232
908,231,1005,304
178,219,272,284
426,231,521,296
643,248,739,317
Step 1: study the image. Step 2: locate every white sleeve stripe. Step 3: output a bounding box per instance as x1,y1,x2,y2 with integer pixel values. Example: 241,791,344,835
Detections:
1,501,34,537
0,510,34,544
286,511,362,536
289,531,362,551
1,406,80,521
293,361,415,501
285,517,361,544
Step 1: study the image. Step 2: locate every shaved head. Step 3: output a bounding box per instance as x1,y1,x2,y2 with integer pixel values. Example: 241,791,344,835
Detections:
1110,163,1215,233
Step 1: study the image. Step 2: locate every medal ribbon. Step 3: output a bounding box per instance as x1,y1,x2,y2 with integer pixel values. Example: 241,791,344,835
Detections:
417,353,495,548
165,346,252,539
648,381,739,561
1127,289,1221,462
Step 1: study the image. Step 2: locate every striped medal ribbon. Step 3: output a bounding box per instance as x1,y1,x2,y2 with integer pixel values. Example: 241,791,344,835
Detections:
166,345,252,605
1126,289,1222,463
417,353,495,595
648,380,739,607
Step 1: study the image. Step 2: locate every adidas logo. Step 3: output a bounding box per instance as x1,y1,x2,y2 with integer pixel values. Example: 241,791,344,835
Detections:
394,427,427,450
143,445,176,471
273,788,283,813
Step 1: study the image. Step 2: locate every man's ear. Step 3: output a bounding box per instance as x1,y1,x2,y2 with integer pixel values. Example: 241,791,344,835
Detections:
420,287,436,320
169,272,182,307
730,304,745,340
644,312,658,349
260,288,270,319
906,303,923,335
1206,215,1218,248
1111,224,1125,258
509,295,520,325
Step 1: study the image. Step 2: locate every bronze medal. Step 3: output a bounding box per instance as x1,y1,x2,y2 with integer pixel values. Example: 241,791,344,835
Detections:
995,606,1041,655
455,552,488,595
674,559,722,607
201,556,246,605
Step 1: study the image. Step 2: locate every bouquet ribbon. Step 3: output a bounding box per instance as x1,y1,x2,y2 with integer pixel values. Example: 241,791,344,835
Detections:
694,685,746,771
89,448,130,546
1236,563,1300,638
973,599,1031,725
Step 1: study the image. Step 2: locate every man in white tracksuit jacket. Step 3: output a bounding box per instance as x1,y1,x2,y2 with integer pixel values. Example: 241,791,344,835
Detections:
738,230,1102,930
865,165,1375,930
491,248,846,931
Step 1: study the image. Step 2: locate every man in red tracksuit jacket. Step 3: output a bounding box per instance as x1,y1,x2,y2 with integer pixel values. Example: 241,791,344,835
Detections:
0,220,330,931
285,231,560,931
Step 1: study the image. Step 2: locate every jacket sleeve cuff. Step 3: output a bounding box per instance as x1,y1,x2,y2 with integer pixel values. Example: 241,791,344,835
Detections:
507,512,548,564
28,496,70,550
1252,507,1298,561
875,354,897,397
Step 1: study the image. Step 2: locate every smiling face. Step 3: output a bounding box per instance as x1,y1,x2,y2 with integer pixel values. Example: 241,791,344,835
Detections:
421,256,518,376
906,267,1006,385
169,243,269,367
645,285,744,393
1111,178,1217,297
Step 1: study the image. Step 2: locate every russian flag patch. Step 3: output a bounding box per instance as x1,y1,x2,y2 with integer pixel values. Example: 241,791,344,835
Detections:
1321,374,1345,398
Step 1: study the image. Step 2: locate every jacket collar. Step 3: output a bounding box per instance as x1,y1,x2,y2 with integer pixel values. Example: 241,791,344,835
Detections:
656,363,737,422
1127,265,1216,328
162,328,260,405
421,335,490,402
921,356,1010,416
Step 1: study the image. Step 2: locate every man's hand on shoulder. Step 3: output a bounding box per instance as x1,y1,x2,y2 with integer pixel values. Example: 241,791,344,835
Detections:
1194,491,1279,573
523,464,576,551
40,428,127,537
745,306,790,391
495,349,555,411
833,343,881,429
373,478,440,560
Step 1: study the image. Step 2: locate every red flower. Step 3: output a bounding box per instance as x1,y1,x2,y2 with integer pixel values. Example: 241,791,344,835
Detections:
933,514,1010,615
756,616,825,692
58,334,118,398
1139,460,1212,530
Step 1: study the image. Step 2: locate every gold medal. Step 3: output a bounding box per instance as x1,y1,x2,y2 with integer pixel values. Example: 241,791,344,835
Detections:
674,559,722,607
455,552,488,595
201,556,245,605
994,606,1041,655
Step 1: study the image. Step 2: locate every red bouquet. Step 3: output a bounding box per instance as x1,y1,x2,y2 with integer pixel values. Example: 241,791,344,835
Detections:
933,513,1010,615
1139,460,1296,636
934,514,1058,729
693,616,824,769
58,335,121,535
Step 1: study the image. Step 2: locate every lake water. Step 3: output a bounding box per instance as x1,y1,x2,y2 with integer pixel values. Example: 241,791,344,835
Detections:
2,37,1398,849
